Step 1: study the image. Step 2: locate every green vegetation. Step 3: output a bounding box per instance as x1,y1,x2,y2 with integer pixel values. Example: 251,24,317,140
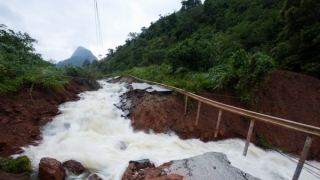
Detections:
119,49,274,100
272,0,320,78
0,24,100,95
64,64,101,90
2,0,318,98
0,24,66,94
95,0,319,99
0,156,33,175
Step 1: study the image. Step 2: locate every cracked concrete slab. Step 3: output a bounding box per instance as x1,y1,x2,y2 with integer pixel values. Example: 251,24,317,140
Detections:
167,152,260,180
131,83,172,92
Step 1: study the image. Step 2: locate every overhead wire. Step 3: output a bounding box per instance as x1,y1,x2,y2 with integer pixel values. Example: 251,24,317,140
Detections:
95,0,104,52
93,0,99,55
93,0,104,57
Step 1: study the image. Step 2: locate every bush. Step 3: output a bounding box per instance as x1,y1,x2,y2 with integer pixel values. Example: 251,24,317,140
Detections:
0,156,33,175
0,25,69,94
208,49,275,101
120,49,275,99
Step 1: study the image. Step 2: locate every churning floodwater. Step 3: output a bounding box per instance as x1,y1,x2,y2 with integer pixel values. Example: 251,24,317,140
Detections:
18,81,320,180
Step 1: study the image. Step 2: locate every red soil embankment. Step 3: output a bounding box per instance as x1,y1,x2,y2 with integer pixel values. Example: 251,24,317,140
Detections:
126,70,320,160
0,80,89,156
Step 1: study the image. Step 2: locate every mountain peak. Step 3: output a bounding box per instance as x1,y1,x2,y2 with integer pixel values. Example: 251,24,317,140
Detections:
56,46,97,68
71,46,95,58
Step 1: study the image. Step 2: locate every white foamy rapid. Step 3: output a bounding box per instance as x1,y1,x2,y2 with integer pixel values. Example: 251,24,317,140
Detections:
18,82,319,180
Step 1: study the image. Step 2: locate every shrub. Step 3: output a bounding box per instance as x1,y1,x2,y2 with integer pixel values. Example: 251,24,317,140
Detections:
0,156,33,175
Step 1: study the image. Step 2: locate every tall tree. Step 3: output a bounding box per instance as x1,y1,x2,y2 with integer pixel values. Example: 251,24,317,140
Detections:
181,0,202,10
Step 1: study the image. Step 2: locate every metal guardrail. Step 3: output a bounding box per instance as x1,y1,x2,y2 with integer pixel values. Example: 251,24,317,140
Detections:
123,75,319,180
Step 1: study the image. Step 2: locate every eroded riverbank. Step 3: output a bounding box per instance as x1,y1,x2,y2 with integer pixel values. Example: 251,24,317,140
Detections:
2,73,320,179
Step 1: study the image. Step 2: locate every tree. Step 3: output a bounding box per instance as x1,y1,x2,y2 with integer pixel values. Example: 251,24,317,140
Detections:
107,48,114,57
272,0,320,78
181,0,202,10
141,27,147,33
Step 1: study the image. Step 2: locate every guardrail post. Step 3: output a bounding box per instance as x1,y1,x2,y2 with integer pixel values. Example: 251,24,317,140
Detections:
243,119,256,156
196,101,201,126
214,109,223,138
292,136,313,180
184,96,188,115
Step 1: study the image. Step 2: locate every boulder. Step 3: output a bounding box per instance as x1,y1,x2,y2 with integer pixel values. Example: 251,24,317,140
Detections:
38,157,66,180
130,159,155,170
122,159,156,180
88,174,103,180
62,160,87,175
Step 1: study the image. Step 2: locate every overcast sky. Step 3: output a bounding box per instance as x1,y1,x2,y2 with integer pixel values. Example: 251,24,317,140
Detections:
0,0,182,62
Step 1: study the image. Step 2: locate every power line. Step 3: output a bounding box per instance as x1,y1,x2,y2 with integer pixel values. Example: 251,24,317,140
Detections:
93,0,99,55
96,0,104,52
93,0,104,57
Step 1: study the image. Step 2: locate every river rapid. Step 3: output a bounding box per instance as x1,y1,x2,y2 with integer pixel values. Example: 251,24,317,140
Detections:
18,81,320,180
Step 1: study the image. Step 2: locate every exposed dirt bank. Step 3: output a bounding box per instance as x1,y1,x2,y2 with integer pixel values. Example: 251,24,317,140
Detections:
117,70,320,160
0,80,90,157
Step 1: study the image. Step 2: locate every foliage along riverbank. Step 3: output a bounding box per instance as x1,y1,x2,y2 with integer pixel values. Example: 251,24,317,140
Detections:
0,24,101,177
0,24,101,95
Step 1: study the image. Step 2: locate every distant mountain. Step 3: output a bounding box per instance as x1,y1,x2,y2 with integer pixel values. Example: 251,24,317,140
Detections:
56,46,97,68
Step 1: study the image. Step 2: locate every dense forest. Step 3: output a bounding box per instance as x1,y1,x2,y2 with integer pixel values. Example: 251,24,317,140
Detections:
92,0,319,99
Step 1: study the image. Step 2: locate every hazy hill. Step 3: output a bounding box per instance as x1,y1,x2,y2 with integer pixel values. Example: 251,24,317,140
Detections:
56,46,97,68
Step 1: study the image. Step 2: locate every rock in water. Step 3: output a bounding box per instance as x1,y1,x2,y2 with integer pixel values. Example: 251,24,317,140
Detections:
88,174,103,180
62,160,87,175
38,157,66,180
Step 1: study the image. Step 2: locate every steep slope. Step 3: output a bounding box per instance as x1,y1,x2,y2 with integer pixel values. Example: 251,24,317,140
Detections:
0,80,90,156
56,46,97,68
115,70,320,160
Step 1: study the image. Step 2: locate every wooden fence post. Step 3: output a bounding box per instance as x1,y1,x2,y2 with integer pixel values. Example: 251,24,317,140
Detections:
292,136,313,180
214,109,223,138
243,119,256,156
196,101,201,126
184,96,188,115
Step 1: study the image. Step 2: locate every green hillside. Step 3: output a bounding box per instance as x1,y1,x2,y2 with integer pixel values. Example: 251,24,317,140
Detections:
0,25,100,94
94,0,319,99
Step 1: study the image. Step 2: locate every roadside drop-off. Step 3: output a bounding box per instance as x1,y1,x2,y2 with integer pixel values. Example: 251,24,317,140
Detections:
18,82,319,179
